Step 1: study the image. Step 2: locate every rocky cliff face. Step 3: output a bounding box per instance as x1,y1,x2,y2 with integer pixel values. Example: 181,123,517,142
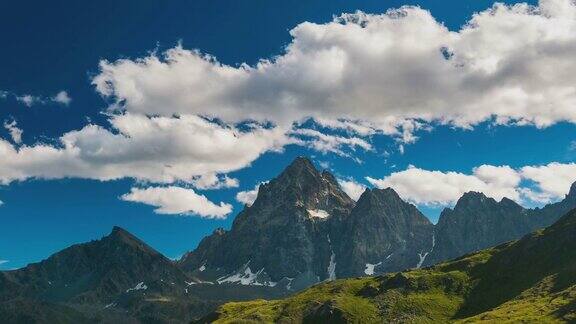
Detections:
526,182,576,229
201,206,576,324
425,186,576,267
179,157,356,290
337,188,434,277
1,226,191,304
0,227,286,323
180,157,576,285
425,192,529,265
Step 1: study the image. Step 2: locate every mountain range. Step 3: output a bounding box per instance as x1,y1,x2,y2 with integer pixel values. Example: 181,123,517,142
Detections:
1,156,575,323
204,199,576,323
180,157,576,284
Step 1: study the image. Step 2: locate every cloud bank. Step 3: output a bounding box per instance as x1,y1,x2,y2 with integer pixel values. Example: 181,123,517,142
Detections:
367,162,576,206
3,0,576,216
0,114,289,185
94,0,576,139
121,186,232,218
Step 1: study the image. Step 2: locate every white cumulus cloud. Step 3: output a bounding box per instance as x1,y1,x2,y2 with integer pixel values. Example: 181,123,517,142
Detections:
16,95,40,107
4,120,23,144
520,162,576,199
121,186,232,218
52,90,72,105
367,162,576,206
6,90,72,107
290,128,373,156
236,182,266,206
338,178,367,201
0,113,291,185
93,0,576,141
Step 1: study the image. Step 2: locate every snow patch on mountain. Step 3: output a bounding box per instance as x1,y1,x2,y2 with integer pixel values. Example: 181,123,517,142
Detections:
416,234,436,269
217,261,277,287
327,235,337,280
364,262,382,275
126,282,147,292
308,209,330,219
416,252,429,268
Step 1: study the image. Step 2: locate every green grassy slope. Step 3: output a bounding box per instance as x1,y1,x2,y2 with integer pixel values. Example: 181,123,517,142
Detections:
201,209,576,323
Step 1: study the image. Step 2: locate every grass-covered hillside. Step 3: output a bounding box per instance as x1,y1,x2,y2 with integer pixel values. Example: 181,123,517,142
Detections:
201,208,576,323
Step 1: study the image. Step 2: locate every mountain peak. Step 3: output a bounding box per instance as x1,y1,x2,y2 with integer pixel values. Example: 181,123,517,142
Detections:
358,187,402,203
111,225,129,235
568,181,576,198
454,191,493,208
461,191,488,199
104,226,160,256
109,225,137,241
376,187,402,199
283,156,317,175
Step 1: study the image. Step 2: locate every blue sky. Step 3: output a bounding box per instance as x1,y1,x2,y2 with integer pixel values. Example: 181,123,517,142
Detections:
5,0,576,270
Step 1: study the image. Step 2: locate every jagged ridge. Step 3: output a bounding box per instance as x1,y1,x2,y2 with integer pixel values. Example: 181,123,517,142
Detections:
200,206,576,323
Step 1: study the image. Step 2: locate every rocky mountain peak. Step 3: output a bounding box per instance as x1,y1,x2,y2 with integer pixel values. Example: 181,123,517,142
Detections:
284,156,317,173
453,192,524,213
253,156,353,212
374,187,403,201
499,197,524,211
109,226,133,239
338,186,434,277
274,156,323,188
454,191,493,209
356,187,404,207
101,226,165,259
567,181,576,198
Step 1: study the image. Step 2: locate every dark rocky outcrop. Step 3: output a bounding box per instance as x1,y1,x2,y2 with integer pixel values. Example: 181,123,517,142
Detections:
426,192,528,265
337,188,434,277
181,156,576,283
180,157,355,290
425,186,576,267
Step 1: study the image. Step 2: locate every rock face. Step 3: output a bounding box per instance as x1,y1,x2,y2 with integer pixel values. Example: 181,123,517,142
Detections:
337,188,434,277
526,182,576,229
1,226,190,304
179,157,355,290
425,186,576,266
180,157,442,287
180,156,576,284
426,193,529,265
202,207,576,323
0,227,285,323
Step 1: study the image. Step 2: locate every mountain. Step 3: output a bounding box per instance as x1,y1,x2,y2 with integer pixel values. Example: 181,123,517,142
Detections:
426,192,529,265
527,182,576,229
179,157,437,289
181,156,576,281
200,206,576,323
0,227,284,323
426,186,576,266
179,157,356,291
0,226,190,303
3,156,576,322
336,188,434,277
